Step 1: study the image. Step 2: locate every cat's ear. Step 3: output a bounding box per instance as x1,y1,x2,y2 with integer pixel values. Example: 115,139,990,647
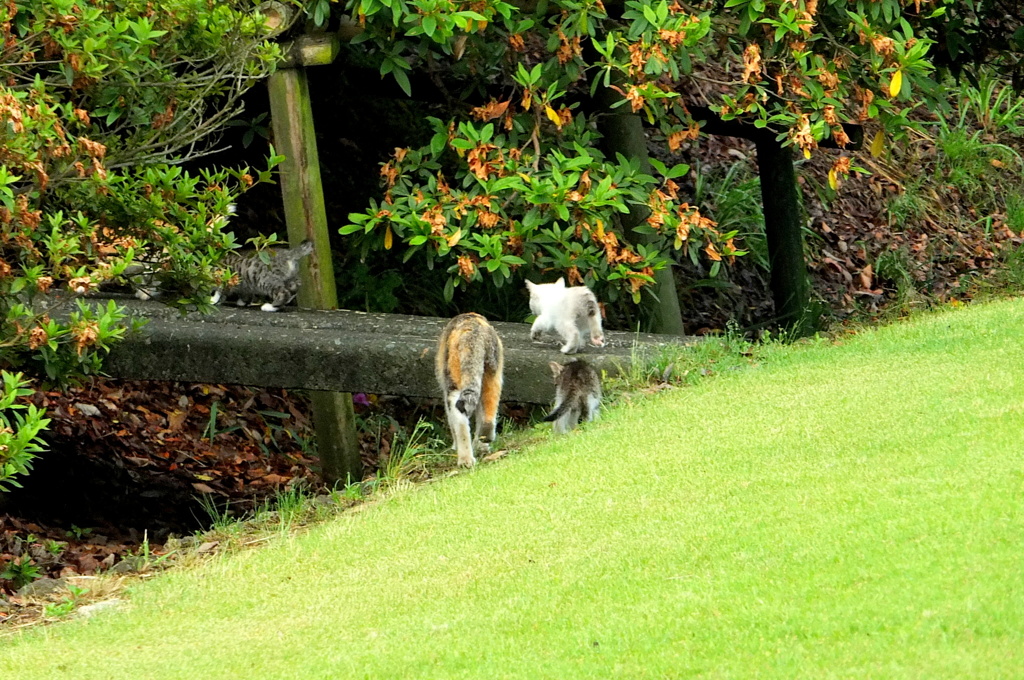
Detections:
554,277,565,287
525,280,536,291
549,361,564,378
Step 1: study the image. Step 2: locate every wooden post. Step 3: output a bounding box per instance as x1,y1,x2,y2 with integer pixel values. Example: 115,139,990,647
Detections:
268,67,362,486
594,86,686,336
754,135,812,336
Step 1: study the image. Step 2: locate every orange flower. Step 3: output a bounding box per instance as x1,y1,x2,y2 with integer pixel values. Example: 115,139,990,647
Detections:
791,114,816,156
457,255,476,281
817,69,839,90
470,99,511,122
28,326,48,350
68,276,94,294
477,210,500,228
832,156,852,175
555,29,581,65
870,35,895,56
624,87,645,113
466,143,500,180
421,207,447,236
77,136,106,158
71,320,100,356
742,44,762,84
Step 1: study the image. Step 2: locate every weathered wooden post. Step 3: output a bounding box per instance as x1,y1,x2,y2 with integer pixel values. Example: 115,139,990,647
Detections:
754,135,810,334
595,85,687,336
691,107,862,336
267,34,361,486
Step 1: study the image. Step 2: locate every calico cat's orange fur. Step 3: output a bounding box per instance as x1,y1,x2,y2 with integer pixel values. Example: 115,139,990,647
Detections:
435,313,504,467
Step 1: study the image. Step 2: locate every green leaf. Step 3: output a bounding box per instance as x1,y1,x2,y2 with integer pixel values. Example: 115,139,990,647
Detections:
422,15,437,37
392,67,412,97
430,132,448,156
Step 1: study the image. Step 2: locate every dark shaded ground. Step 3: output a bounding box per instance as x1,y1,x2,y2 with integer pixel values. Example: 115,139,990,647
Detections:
0,377,539,610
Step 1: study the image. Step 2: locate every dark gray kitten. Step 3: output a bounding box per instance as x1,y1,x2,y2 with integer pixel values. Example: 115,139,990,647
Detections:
543,358,601,434
211,240,314,312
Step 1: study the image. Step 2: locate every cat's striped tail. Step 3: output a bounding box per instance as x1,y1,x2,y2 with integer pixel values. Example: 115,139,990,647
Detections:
455,384,480,416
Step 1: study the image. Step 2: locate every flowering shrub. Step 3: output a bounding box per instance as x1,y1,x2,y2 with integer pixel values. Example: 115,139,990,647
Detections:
334,0,947,302
0,0,284,488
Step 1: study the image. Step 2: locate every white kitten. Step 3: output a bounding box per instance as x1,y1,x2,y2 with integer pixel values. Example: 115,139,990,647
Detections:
526,278,605,354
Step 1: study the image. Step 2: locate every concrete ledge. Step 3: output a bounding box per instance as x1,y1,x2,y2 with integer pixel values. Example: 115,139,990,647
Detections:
95,298,692,404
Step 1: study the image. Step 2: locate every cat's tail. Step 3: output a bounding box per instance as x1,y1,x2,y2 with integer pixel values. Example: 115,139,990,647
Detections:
294,240,314,257
455,384,480,416
542,398,571,423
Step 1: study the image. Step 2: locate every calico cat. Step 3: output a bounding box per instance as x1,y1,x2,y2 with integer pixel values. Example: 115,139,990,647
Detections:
435,313,504,467
211,240,314,312
526,278,605,354
544,359,601,434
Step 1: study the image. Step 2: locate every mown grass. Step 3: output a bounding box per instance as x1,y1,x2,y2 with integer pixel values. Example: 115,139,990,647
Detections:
3,299,1024,678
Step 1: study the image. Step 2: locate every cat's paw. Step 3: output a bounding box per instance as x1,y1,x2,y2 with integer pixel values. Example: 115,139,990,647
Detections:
235,299,247,307
559,344,578,354
209,290,221,305
260,303,279,312
590,334,605,347
135,289,153,301
456,452,477,467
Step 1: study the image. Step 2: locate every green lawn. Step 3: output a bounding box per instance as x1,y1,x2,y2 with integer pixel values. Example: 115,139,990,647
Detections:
4,300,1024,679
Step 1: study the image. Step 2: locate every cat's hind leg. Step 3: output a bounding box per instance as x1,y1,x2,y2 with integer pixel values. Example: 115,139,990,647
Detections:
475,366,503,450
554,407,578,434
530,316,546,342
558,319,581,354
260,289,292,313
586,308,605,347
446,391,476,466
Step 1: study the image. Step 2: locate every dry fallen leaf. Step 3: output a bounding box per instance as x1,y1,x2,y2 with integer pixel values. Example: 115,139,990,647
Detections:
481,450,508,463
167,409,187,432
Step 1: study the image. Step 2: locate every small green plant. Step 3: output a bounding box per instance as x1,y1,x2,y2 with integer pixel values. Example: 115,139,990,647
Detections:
270,486,308,529
43,583,89,618
202,400,221,441
65,525,93,541
1,554,42,590
1006,194,1024,234
994,244,1024,291
44,540,65,556
195,493,235,533
886,178,930,226
875,248,919,308
934,125,1022,207
959,74,1024,136
380,419,440,482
